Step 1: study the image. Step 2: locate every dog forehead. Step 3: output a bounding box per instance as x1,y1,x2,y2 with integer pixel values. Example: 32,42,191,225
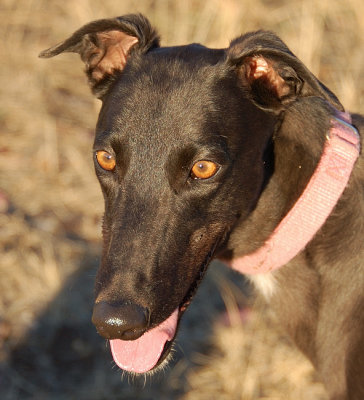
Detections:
95,46,241,146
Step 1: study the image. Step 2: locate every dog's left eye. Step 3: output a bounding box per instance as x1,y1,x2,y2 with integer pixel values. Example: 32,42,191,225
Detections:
191,160,219,180
96,151,116,171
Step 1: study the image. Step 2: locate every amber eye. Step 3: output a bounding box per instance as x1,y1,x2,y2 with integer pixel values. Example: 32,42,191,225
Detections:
191,160,219,180
96,151,116,171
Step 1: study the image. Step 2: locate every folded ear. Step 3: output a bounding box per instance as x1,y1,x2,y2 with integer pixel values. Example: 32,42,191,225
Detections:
39,14,159,98
227,31,343,113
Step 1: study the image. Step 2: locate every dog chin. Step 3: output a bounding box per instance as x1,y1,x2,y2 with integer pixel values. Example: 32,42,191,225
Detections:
148,342,177,375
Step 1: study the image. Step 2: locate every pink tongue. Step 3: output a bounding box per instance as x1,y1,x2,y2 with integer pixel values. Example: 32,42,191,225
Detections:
110,308,179,373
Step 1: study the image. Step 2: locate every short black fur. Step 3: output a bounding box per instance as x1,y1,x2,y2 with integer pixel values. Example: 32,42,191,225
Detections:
40,14,364,399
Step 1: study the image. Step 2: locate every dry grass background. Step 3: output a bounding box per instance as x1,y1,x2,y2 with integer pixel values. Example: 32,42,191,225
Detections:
0,0,363,399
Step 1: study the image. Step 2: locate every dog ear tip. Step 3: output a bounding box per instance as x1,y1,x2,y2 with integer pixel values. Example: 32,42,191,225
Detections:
38,50,49,58
38,48,58,58
38,42,66,58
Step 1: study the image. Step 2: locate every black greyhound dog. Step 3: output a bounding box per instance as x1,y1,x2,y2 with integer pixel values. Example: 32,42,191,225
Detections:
40,14,364,399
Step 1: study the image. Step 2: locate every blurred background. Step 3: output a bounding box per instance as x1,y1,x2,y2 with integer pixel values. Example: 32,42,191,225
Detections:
0,0,363,399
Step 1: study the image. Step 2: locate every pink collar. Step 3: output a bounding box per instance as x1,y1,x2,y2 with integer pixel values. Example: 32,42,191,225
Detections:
228,111,360,275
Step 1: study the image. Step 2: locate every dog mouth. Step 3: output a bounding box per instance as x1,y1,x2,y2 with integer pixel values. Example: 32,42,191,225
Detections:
109,239,220,374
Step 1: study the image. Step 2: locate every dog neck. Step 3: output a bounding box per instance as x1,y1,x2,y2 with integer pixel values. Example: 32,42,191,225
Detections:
228,110,360,275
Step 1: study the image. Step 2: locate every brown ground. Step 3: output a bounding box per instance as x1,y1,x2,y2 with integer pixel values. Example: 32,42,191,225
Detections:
0,0,363,399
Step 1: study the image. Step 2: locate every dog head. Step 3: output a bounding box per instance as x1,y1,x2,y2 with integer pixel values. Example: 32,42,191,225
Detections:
40,14,342,373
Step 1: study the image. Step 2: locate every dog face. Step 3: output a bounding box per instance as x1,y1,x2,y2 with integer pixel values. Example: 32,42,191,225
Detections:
92,46,277,371
40,14,342,373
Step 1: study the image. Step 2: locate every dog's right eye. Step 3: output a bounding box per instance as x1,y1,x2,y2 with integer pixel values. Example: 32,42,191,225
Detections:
96,151,116,171
190,160,219,180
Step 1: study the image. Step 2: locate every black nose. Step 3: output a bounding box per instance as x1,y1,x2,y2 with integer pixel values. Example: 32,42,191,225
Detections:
92,301,149,340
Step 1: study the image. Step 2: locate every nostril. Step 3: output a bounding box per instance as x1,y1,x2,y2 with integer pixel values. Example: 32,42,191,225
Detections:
92,301,149,340
121,328,144,341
